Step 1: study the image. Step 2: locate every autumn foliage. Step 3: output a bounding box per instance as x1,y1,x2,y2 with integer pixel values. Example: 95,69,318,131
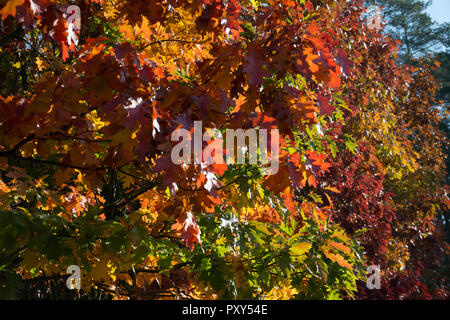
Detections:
0,0,448,299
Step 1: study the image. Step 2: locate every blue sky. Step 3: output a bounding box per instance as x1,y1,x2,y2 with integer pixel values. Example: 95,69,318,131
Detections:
427,0,450,23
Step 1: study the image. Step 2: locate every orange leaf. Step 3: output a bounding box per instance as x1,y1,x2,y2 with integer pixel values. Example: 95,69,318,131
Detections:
323,249,353,270
328,241,351,254
181,211,201,251
0,0,25,19
324,186,340,193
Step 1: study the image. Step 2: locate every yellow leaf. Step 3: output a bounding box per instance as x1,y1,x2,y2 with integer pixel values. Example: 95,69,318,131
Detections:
89,256,117,282
290,242,312,256
331,229,351,243
250,0,259,10
36,57,45,71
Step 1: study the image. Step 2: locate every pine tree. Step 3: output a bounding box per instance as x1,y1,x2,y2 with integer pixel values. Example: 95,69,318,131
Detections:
367,0,449,62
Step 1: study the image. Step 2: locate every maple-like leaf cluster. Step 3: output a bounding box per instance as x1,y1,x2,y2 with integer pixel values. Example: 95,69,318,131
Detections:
0,0,447,300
